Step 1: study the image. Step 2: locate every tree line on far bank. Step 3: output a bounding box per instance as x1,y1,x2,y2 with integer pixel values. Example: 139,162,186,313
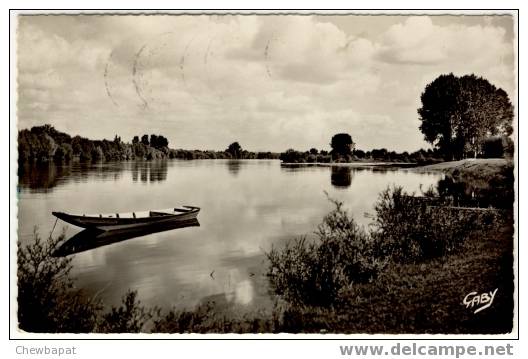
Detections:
18,124,444,166
18,73,514,165
280,132,512,165
17,125,280,163
282,74,514,164
279,143,445,165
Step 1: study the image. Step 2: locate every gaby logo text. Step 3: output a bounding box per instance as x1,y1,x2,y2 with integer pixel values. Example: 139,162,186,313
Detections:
463,289,498,314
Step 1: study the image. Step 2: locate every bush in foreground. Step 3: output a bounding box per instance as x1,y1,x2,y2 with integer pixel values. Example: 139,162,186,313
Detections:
97,290,153,333
266,199,384,307
371,186,477,262
17,229,101,332
266,186,485,309
17,230,152,333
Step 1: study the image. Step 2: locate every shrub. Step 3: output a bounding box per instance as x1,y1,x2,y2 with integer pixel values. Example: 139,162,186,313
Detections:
279,149,305,163
17,229,101,332
152,301,275,334
18,229,155,333
481,137,504,158
371,186,475,262
266,199,384,306
502,136,514,158
316,154,332,163
97,290,152,333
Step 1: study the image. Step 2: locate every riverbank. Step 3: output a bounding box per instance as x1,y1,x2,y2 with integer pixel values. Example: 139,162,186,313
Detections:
413,158,514,210
267,211,513,334
414,158,512,174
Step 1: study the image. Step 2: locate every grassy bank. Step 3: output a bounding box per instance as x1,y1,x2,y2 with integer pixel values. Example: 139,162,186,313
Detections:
415,158,511,174
271,211,513,333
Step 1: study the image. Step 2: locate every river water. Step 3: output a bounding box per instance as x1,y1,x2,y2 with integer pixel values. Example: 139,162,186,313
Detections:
17,159,442,312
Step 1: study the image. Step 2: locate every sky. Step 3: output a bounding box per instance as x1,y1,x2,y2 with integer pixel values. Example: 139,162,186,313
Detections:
16,14,516,152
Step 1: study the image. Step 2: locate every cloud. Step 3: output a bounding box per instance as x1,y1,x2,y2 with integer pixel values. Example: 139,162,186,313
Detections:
378,16,512,68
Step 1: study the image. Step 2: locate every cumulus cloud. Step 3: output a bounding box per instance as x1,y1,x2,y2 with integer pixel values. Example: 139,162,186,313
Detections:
16,14,515,152
378,17,513,77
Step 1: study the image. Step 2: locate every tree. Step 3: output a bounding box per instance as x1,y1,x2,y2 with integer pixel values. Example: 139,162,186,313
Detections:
226,142,242,159
132,136,139,144
157,135,169,148
150,134,158,148
371,148,388,160
91,146,104,161
133,143,146,158
280,149,305,163
355,149,365,159
54,143,73,162
418,73,513,160
141,134,149,146
481,137,505,158
330,133,355,157
33,134,57,161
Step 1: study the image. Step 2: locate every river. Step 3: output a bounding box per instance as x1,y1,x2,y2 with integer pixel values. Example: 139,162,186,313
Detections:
17,159,442,312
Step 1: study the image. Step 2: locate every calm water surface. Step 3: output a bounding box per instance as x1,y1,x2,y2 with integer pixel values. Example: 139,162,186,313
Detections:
17,160,442,311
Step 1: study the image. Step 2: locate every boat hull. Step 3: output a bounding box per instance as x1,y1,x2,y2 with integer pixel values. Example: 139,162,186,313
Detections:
52,206,200,231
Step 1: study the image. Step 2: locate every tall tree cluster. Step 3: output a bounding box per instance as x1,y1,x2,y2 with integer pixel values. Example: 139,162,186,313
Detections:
226,142,242,159
418,73,513,160
134,134,169,149
330,133,355,159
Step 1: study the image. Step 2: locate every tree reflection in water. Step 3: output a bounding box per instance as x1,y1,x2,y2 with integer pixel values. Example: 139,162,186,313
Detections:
18,162,72,193
330,166,353,188
131,160,168,183
226,160,242,176
18,160,171,193
436,170,514,210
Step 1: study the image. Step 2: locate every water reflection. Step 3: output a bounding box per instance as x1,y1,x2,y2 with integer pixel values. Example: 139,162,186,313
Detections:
435,171,514,209
131,160,168,183
18,160,170,193
53,218,200,256
227,160,241,176
330,166,354,188
231,279,254,305
150,160,168,182
132,161,139,182
18,162,72,192
279,163,318,172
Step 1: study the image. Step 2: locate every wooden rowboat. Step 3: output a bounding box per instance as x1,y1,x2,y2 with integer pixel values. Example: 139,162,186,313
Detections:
52,206,200,231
